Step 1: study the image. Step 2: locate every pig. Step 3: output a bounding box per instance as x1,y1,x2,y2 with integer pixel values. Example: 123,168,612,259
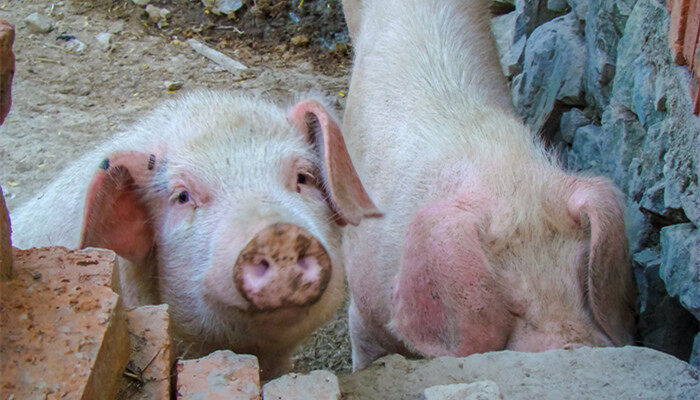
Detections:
10,91,380,378
340,0,637,370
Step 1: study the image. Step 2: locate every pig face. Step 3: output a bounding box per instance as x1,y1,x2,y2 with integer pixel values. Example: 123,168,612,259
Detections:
78,92,379,355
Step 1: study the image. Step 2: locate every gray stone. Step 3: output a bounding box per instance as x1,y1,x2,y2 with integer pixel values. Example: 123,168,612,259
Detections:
547,0,568,12
94,32,113,52
559,108,590,143
145,4,169,22
201,0,243,15
566,0,588,19
660,224,700,320
513,0,567,41
24,12,54,34
566,123,602,172
423,381,502,400
512,13,586,133
263,370,340,400
692,333,700,369
501,35,525,78
132,0,149,6
491,12,517,61
340,347,700,400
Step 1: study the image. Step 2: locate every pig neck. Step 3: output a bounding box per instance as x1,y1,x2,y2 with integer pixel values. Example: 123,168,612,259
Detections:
347,0,555,197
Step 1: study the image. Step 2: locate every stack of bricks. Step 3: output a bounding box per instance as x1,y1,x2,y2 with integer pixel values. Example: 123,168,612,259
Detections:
667,0,700,114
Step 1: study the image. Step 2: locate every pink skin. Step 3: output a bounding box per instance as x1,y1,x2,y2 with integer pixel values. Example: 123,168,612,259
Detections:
393,197,513,357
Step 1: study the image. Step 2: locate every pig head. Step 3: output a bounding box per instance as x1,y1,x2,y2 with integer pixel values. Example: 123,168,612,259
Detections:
63,92,378,378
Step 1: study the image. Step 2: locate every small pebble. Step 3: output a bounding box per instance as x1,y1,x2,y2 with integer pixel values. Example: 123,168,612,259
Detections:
131,0,150,6
165,81,184,91
32,271,42,281
24,12,54,34
290,34,309,47
94,32,113,52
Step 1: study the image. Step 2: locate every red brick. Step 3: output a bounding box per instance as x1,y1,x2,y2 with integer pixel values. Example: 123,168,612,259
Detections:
176,350,261,400
118,304,175,399
682,0,700,67
669,0,690,64
0,186,11,280
0,20,14,125
0,247,129,399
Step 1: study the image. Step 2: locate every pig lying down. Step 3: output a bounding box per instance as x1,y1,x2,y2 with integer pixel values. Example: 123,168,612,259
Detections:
11,91,379,378
341,0,636,369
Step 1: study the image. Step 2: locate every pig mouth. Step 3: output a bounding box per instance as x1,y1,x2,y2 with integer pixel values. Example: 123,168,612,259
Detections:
232,223,332,313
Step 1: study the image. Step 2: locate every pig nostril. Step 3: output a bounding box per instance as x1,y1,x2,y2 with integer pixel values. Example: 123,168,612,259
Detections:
261,259,270,269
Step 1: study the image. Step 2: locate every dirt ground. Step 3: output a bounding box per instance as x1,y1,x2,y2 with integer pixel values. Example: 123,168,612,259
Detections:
0,0,352,374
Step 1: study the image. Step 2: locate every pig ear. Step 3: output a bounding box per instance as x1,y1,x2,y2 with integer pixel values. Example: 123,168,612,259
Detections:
79,151,157,264
289,99,381,226
568,179,636,346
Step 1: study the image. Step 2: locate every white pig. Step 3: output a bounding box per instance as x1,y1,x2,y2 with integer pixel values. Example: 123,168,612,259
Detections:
341,0,636,370
10,91,380,378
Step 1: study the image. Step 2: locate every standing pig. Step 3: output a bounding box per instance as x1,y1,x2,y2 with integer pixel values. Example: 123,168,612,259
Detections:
341,0,636,370
10,91,380,378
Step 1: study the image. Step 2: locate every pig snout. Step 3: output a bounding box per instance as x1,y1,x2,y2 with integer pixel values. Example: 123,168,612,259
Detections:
233,223,332,311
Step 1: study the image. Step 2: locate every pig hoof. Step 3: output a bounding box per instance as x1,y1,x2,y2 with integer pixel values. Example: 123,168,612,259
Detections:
233,223,331,311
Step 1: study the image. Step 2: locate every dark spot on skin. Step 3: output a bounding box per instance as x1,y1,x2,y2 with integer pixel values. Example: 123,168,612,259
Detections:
291,275,301,291
148,154,156,170
295,236,311,257
99,158,110,170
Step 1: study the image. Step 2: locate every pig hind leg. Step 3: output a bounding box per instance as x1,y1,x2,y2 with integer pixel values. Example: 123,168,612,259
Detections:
392,202,514,357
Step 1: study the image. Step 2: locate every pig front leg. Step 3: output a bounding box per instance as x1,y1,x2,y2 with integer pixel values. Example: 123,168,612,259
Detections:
348,299,389,371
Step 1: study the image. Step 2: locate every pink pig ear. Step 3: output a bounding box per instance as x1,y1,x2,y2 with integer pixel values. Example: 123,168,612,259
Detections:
79,151,157,263
289,99,381,226
568,178,636,346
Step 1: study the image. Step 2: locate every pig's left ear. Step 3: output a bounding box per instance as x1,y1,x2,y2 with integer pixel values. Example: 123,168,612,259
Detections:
568,178,636,346
80,151,157,264
289,99,381,226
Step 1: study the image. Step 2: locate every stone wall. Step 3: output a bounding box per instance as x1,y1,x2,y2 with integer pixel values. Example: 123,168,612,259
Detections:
492,0,699,366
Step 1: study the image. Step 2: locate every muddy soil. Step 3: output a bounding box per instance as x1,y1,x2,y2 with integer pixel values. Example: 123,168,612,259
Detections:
0,0,352,374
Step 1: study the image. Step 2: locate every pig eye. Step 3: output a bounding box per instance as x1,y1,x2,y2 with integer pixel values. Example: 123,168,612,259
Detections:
297,174,307,185
177,191,190,204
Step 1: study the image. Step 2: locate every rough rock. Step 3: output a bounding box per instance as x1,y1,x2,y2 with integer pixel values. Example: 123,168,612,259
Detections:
633,248,699,361
201,0,243,15
0,247,129,399
559,108,590,143
263,370,340,400
0,186,11,280
176,350,260,400
513,0,567,41
132,0,150,6
24,12,53,34
340,347,700,399
547,0,568,12
512,12,586,133
118,305,174,399
660,223,700,320
291,34,310,47
424,381,503,400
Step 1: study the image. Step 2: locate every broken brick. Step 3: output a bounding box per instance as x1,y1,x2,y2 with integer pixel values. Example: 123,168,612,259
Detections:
0,247,129,399
118,304,174,399
262,370,341,400
176,350,261,400
0,186,11,280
